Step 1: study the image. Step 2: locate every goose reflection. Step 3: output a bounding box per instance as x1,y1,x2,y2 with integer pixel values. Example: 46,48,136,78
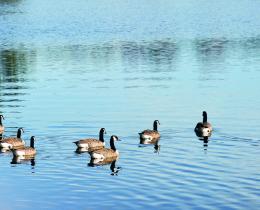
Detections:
139,138,161,154
75,146,103,154
75,147,88,154
196,135,210,150
88,158,121,176
11,156,35,166
195,129,211,150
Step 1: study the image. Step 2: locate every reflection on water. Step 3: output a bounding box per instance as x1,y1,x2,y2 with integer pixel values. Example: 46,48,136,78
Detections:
197,136,209,151
0,48,35,110
139,138,161,154
0,0,22,4
11,156,35,166
195,38,228,57
121,40,178,72
1,1,260,209
88,158,121,176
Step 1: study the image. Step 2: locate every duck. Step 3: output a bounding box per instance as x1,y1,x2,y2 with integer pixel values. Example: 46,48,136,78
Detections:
0,128,25,149
89,135,120,160
12,136,36,157
73,128,106,150
139,120,160,141
194,111,213,136
0,115,4,134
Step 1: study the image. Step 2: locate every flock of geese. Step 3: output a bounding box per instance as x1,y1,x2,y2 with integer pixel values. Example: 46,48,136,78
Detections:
0,111,212,166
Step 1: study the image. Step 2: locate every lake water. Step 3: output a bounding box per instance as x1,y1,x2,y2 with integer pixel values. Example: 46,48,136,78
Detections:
0,0,260,209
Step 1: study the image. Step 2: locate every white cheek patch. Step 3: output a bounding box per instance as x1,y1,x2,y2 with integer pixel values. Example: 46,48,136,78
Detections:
202,128,211,136
0,142,12,149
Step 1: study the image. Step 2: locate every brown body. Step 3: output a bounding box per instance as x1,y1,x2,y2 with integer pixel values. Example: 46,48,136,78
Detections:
0,137,25,149
139,129,160,139
74,128,106,150
75,138,104,149
12,136,36,157
13,146,36,157
95,148,118,158
90,135,120,160
139,120,161,141
0,128,24,149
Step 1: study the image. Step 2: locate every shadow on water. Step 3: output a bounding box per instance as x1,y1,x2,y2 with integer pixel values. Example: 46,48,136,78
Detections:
88,158,121,176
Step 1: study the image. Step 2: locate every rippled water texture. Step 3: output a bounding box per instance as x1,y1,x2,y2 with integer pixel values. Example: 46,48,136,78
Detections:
0,0,260,209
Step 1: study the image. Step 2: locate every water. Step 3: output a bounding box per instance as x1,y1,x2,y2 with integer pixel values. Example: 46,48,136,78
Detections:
1,0,260,209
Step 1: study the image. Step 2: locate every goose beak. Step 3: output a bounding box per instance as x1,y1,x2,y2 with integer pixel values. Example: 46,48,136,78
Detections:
117,138,122,141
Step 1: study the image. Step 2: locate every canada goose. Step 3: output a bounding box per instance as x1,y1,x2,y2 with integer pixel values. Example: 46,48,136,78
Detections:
139,120,160,141
0,115,4,134
194,111,213,136
88,156,118,166
89,135,120,160
12,136,36,157
0,128,25,149
74,128,106,150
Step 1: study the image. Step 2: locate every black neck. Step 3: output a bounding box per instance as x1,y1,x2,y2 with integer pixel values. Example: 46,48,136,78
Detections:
17,129,22,138
99,130,105,142
153,121,158,131
0,116,2,126
30,138,35,148
203,113,207,123
110,137,116,151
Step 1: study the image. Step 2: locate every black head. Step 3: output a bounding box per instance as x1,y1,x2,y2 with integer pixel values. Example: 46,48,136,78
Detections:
110,135,120,141
100,128,106,134
110,135,120,151
17,127,24,138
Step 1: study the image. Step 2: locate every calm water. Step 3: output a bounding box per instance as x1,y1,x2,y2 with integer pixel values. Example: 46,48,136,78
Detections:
1,0,260,209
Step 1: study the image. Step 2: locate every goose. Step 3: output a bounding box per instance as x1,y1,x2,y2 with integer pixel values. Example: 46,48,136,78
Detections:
139,120,160,141
12,136,36,157
74,128,106,150
194,111,213,136
89,135,120,160
0,128,25,149
0,115,4,134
